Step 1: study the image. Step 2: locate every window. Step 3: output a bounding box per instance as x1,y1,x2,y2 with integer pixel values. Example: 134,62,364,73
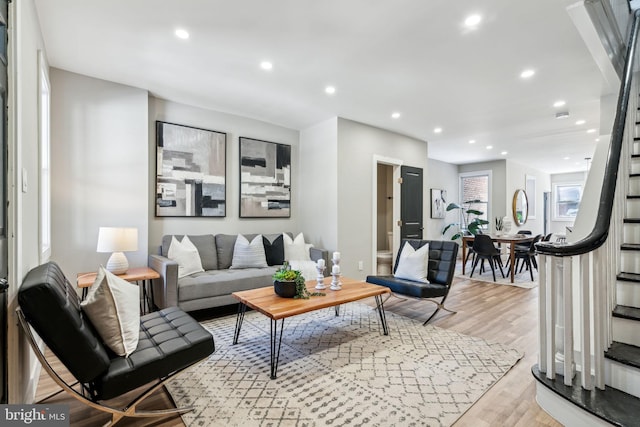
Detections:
553,182,582,220
459,171,491,231
39,51,50,262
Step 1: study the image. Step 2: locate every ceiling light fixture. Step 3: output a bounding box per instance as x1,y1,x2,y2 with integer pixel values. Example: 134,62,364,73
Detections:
175,29,189,40
501,151,508,155
433,127,442,134
595,138,600,142
575,119,586,125
260,61,273,71
553,100,566,108
469,139,476,144
587,128,597,134
464,14,482,27
486,145,493,150
325,86,336,95
555,112,569,119
520,69,535,79
563,156,570,160
391,112,401,119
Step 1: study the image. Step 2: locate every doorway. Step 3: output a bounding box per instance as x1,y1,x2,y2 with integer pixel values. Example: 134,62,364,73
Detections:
372,156,402,275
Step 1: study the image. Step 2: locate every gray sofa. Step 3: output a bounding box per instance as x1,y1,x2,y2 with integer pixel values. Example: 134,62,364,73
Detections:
148,233,329,312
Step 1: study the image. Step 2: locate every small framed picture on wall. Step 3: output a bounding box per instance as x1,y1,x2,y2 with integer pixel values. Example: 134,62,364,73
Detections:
431,189,447,219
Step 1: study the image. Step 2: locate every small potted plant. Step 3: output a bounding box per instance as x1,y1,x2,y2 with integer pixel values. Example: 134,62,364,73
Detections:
273,263,324,299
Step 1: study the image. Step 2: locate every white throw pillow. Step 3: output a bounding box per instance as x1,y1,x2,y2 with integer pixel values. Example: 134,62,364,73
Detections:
230,234,268,269
168,235,205,278
283,232,311,261
288,260,318,282
393,242,430,283
81,266,140,357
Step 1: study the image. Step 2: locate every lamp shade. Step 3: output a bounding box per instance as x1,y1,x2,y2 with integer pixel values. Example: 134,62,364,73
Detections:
97,227,138,253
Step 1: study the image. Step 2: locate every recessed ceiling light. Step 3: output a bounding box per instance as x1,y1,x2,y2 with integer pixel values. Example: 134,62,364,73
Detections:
501,151,508,155
175,29,189,40
575,119,586,125
520,69,535,79
391,112,401,119
433,127,442,134
486,145,493,150
553,100,566,108
469,139,476,144
563,156,570,160
595,138,600,142
325,86,336,95
260,61,273,71
587,128,597,134
464,14,482,27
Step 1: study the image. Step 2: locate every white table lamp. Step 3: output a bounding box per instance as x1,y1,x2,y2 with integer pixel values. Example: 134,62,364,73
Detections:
97,227,138,275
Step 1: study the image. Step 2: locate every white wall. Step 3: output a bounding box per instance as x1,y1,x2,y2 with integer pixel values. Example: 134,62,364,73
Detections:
505,160,551,235
299,117,338,251
149,97,301,250
336,118,427,279
426,158,459,240
50,69,149,279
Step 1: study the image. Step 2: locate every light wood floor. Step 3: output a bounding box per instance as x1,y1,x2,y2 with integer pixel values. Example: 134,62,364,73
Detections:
35,275,562,426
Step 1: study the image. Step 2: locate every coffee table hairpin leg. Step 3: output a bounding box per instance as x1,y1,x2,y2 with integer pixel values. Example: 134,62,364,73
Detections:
270,319,285,379
374,294,390,335
233,303,247,345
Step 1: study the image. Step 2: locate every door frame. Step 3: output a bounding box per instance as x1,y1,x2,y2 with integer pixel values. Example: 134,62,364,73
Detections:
372,155,403,275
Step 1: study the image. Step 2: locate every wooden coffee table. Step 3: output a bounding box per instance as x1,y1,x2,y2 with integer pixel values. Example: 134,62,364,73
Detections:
232,278,391,379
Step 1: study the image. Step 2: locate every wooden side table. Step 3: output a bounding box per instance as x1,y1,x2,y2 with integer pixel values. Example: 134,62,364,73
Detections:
77,266,160,314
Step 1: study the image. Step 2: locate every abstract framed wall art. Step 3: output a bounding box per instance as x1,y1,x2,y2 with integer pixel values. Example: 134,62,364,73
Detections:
431,189,447,219
239,137,291,218
155,121,227,217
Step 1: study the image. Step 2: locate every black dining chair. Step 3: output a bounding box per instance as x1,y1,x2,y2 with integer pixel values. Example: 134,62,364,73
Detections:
514,234,543,281
470,234,505,282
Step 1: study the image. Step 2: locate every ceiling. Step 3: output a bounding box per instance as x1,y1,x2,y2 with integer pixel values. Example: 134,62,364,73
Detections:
33,0,612,174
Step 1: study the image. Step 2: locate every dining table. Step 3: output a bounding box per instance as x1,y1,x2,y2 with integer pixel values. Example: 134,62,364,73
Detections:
462,234,536,283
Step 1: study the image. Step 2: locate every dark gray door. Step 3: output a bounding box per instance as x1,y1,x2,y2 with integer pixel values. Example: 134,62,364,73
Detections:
400,166,423,240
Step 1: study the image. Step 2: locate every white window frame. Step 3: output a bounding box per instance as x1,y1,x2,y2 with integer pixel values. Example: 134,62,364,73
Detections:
458,170,492,231
552,181,582,221
38,50,51,262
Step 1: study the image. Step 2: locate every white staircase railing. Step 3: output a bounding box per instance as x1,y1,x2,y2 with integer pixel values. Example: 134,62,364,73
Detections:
536,10,640,390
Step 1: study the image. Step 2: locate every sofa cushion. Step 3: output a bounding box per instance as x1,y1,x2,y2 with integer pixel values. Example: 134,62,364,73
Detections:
263,234,285,266
177,267,280,301
162,234,217,271
230,234,268,269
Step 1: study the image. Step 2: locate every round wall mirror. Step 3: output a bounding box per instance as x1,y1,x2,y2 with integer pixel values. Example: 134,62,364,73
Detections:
512,189,529,226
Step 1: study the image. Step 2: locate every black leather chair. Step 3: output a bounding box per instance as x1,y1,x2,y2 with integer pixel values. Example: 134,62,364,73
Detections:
17,262,215,425
366,239,458,324
470,234,504,282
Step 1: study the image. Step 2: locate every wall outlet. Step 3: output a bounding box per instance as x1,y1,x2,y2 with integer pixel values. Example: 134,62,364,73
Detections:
358,261,364,271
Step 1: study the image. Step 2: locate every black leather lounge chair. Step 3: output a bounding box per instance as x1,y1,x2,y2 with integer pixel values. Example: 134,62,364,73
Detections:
17,261,215,425
366,239,459,324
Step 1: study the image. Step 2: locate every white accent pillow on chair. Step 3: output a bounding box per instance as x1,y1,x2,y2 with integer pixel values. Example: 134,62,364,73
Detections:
81,266,140,357
393,242,430,283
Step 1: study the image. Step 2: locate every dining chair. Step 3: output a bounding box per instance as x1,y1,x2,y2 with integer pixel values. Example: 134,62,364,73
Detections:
514,234,543,281
470,234,505,282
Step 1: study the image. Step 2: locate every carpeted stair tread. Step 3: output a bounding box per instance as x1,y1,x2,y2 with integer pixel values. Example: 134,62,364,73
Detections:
532,365,640,426
613,305,640,321
605,341,640,370
621,243,640,250
618,272,640,283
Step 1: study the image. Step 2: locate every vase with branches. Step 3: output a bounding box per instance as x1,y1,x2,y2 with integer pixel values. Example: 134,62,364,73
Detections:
442,199,489,240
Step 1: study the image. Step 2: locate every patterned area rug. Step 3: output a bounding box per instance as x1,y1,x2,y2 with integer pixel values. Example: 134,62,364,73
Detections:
166,303,523,427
